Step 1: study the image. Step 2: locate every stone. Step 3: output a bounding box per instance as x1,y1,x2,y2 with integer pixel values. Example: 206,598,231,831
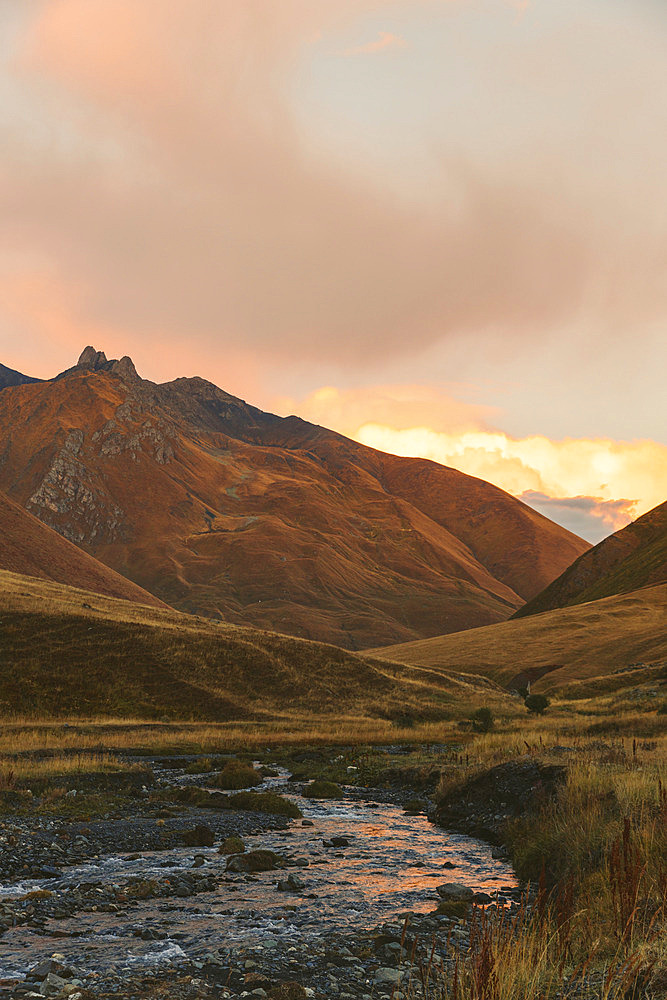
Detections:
374,968,402,986
472,891,493,904
227,850,285,873
27,961,74,983
330,836,350,848
277,874,305,892
39,973,68,996
435,882,474,901
183,825,215,847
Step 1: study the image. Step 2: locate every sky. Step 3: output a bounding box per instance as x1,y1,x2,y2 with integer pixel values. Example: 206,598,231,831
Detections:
1,0,665,543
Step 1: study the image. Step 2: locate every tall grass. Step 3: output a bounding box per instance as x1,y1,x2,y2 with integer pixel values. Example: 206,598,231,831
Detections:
431,725,667,998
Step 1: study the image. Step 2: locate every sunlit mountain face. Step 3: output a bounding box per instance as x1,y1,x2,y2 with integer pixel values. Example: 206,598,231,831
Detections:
0,349,588,649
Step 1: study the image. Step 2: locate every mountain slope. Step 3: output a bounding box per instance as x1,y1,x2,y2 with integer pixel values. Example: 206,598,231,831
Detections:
373,584,667,695
514,501,667,619
0,490,166,609
0,347,589,648
0,363,40,391
0,569,507,720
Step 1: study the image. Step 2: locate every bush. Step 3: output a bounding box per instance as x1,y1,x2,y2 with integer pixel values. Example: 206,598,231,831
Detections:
228,791,302,818
218,834,246,855
525,694,550,715
211,761,263,790
303,779,344,800
185,756,226,774
471,707,495,732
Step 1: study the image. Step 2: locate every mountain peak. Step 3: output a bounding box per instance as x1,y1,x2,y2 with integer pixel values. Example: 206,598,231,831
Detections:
77,346,109,369
55,347,139,383
111,355,138,379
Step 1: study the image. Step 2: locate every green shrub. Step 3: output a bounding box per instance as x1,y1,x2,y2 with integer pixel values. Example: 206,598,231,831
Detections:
303,779,344,800
525,694,550,715
403,798,427,814
471,707,495,732
185,757,226,774
210,761,263,790
169,786,231,809
229,791,302,818
218,834,246,855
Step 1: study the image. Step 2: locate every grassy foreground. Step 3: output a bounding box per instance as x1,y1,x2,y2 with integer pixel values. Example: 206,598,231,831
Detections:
424,698,667,1000
1,653,664,997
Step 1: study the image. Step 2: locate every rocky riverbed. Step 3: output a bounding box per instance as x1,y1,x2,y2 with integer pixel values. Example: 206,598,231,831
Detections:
0,754,520,999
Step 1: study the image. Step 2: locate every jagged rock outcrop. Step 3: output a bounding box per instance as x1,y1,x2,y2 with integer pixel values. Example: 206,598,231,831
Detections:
78,346,108,368
55,346,140,383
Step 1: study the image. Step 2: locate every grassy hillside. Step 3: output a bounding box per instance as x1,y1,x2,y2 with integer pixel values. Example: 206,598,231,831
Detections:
0,491,166,608
0,569,510,721
514,500,667,618
373,583,667,695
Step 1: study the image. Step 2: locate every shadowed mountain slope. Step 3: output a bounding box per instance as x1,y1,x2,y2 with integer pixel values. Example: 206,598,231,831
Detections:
0,363,41,391
0,348,588,648
0,491,167,609
373,584,667,695
0,569,507,720
514,501,667,619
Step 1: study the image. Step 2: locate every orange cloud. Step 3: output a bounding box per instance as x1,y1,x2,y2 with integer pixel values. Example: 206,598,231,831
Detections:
342,32,407,57
287,385,667,541
354,423,667,517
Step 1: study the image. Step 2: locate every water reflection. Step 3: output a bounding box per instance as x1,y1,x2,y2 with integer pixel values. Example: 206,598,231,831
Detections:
0,773,517,980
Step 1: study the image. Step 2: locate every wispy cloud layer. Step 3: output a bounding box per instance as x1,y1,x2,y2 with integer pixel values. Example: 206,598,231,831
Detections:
0,1,664,541
342,31,407,56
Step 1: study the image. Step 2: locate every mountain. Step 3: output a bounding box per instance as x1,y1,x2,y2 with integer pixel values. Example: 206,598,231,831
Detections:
373,583,667,696
513,501,667,619
0,362,41,391
0,490,166,608
0,568,508,720
0,347,589,649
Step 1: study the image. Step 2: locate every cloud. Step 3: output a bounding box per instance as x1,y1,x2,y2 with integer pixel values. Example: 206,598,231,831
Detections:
341,31,407,56
353,423,667,523
518,492,636,543
1,0,666,383
284,384,666,542
278,383,497,434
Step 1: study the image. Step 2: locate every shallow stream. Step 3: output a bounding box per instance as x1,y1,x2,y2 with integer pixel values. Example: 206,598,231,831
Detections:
0,763,518,981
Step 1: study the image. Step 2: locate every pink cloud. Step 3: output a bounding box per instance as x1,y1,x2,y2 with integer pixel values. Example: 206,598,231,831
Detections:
341,31,407,57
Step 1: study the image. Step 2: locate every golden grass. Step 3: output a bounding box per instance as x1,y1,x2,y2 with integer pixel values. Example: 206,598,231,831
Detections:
0,752,132,785
429,711,667,998
373,583,667,694
0,715,479,757
0,568,515,722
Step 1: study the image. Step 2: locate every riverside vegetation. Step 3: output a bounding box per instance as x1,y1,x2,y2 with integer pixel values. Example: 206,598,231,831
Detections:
0,676,664,1000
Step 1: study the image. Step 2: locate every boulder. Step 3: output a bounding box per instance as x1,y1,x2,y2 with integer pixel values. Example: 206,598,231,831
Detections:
374,967,403,986
277,874,305,892
183,825,215,847
226,850,285,873
435,882,474,901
